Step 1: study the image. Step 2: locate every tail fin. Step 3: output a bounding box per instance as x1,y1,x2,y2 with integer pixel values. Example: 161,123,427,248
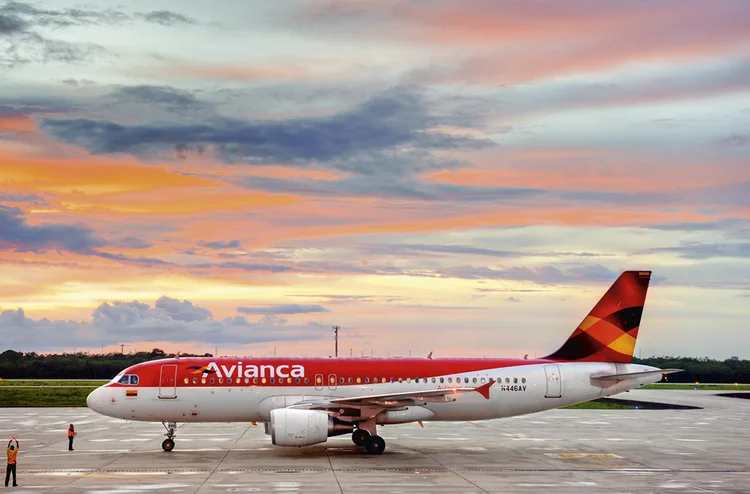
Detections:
544,271,651,363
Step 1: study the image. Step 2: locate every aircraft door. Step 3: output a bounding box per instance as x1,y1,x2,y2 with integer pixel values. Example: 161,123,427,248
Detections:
328,374,337,391
315,374,323,391
544,365,561,398
159,364,178,399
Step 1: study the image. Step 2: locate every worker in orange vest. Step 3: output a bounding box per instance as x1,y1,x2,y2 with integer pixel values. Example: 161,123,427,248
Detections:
5,436,18,487
67,424,76,451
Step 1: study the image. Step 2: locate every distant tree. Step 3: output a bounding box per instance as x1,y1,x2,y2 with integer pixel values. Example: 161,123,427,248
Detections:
150,348,166,357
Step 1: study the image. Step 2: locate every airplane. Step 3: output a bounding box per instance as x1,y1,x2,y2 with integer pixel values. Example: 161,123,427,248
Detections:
86,270,681,454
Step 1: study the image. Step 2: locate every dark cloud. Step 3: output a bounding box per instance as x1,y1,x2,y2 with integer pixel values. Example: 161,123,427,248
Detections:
0,204,106,254
231,173,542,201
436,264,620,284
137,11,196,26
0,205,167,267
0,1,128,28
116,237,153,250
636,242,750,259
237,304,329,315
0,2,194,68
360,243,603,259
189,261,296,274
0,192,48,206
196,239,243,250
715,133,750,146
109,85,209,113
0,13,26,34
40,87,494,176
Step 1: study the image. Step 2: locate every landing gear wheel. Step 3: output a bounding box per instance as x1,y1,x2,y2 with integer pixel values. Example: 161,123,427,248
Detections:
364,434,386,454
161,421,177,452
352,429,370,446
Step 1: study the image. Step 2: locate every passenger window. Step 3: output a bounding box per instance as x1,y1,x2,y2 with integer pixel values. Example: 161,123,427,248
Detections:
522,378,526,384
339,377,344,384
253,378,258,384
244,378,249,384
304,377,309,384
270,378,275,384
262,378,267,384
218,378,223,384
183,378,189,384
407,378,411,383
356,377,361,384
118,375,129,384
296,378,300,384
210,378,215,384
348,377,353,384
464,378,469,384
415,378,419,383
287,378,292,384
398,377,403,383
448,378,453,383
481,377,486,383
364,377,369,384
439,377,444,383
201,378,206,384
472,378,477,384
514,378,518,384
505,378,510,384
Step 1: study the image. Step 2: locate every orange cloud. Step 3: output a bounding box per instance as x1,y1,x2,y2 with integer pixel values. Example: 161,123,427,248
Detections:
392,2,750,83
0,115,35,133
425,150,750,194
0,149,217,195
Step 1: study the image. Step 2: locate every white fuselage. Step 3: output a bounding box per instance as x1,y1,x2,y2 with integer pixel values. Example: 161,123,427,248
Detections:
87,362,660,424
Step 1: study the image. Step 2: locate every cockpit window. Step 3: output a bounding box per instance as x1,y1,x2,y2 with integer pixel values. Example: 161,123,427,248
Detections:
115,374,139,385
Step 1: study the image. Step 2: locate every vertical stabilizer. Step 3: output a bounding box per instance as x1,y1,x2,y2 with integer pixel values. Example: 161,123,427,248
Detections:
544,271,651,363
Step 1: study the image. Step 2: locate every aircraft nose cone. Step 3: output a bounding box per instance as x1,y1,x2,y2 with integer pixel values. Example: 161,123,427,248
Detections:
87,387,101,410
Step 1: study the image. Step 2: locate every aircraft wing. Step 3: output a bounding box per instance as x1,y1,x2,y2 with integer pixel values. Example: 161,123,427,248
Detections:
288,381,494,410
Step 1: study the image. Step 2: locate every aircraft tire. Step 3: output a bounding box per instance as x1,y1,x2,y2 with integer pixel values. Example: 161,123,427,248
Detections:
352,429,370,446
364,435,386,454
162,438,175,452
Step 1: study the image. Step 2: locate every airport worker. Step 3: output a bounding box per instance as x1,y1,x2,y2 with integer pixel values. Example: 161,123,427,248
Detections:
68,424,76,451
5,436,18,487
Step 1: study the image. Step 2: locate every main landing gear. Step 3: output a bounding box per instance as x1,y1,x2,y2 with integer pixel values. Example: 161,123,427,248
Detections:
162,422,176,452
351,426,386,454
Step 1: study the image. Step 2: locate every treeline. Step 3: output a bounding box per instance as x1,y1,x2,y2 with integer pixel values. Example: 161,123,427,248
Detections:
0,349,209,379
632,357,750,384
0,350,748,382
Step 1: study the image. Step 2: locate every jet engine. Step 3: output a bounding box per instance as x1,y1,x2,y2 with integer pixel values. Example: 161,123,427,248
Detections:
270,408,354,446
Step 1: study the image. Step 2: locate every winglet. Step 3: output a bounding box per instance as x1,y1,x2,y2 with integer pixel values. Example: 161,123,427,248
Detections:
427,351,433,360
474,381,494,400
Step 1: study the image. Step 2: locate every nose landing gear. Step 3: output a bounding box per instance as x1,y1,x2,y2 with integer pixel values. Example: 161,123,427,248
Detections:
162,421,177,452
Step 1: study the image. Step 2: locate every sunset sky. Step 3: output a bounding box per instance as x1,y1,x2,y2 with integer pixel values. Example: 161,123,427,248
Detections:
1,0,748,359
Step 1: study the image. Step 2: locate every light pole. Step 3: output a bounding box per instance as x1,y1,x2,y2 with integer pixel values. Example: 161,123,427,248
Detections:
333,325,339,357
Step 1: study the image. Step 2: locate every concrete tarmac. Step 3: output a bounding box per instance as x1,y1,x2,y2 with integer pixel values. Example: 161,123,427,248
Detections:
1,389,748,493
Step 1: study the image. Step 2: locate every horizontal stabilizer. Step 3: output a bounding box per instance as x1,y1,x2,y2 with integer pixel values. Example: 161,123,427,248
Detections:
591,369,682,381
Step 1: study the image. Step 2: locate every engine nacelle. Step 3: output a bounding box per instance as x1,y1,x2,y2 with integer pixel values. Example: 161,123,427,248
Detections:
270,409,353,447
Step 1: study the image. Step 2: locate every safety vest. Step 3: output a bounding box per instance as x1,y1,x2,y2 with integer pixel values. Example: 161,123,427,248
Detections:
7,447,17,465
68,428,74,437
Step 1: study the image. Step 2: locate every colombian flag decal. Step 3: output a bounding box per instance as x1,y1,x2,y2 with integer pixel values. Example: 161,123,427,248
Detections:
126,390,138,397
